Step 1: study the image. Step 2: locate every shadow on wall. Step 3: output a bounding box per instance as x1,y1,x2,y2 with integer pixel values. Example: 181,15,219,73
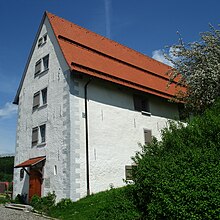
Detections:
19,171,29,203
68,74,179,120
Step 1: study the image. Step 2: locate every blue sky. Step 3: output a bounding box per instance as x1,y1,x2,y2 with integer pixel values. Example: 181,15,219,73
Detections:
0,0,220,154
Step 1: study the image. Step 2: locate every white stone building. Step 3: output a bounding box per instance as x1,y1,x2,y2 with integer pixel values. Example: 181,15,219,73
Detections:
13,12,183,203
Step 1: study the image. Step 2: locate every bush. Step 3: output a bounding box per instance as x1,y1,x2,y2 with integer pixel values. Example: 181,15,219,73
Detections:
55,198,73,209
0,195,10,204
30,191,56,214
132,100,220,219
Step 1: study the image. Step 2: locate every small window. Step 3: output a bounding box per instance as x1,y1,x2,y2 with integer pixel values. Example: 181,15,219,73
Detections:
54,165,57,176
35,60,41,76
38,34,47,48
34,55,49,77
144,129,152,145
38,37,43,48
43,55,49,70
33,88,47,111
43,34,47,43
125,165,136,180
33,91,40,111
20,169,24,179
40,124,46,143
41,88,47,105
32,127,38,146
133,94,150,112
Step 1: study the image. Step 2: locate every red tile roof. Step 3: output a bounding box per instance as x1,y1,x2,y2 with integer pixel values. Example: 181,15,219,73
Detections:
14,156,46,168
47,12,184,99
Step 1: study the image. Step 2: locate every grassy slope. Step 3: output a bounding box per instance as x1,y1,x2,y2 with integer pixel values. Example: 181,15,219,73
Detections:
49,186,140,220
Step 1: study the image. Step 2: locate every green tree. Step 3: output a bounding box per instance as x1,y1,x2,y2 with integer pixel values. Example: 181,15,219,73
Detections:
165,25,220,114
132,100,220,219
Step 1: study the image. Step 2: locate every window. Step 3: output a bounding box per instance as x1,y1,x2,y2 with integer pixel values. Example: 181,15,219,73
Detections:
35,60,41,76
38,38,43,47
32,124,46,146
133,94,150,113
43,34,47,43
40,124,46,143
125,165,137,180
34,54,49,77
144,129,152,145
33,88,47,111
38,34,47,48
32,127,38,146
33,91,40,111
43,55,49,70
41,88,47,105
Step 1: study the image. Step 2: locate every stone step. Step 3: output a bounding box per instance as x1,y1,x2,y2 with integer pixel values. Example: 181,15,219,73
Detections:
5,203,33,212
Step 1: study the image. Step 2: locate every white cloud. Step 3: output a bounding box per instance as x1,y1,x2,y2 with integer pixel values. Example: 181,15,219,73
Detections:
0,102,17,119
104,0,111,38
152,49,174,67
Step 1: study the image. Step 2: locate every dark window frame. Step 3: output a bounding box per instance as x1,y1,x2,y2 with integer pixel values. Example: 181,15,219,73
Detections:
133,94,150,113
41,88,47,105
32,127,39,146
39,124,46,143
43,54,49,71
33,91,40,111
35,59,42,76
125,165,137,180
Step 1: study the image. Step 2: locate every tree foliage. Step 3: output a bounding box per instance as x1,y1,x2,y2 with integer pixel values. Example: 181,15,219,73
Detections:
132,100,220,219
165,25,220,114
0,156,14,182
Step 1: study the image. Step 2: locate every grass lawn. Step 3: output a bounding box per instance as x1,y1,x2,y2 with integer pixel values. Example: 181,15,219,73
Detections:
48,186,140,220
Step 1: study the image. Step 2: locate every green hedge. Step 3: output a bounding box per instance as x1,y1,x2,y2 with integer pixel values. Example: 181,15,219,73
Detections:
132,100,220,219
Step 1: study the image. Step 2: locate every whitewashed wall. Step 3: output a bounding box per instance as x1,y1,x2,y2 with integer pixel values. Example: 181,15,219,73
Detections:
13,17,70,202
69,77,179,199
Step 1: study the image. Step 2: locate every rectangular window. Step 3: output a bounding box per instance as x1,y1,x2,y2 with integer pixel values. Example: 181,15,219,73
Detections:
32,127,38,146
144,129,152,145
33,92,40,110
33,88,47,111
32,125,46,146
38,34,47,48
43,55,49,70
40,124,46,143
43,34,47,43
41,88,47,105
34,54,49,77
133,94,150,112
125,165,137,180
38,37,43,48
35,60,41,76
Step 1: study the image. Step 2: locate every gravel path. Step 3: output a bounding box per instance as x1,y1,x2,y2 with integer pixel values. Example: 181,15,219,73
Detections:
0,205,51,220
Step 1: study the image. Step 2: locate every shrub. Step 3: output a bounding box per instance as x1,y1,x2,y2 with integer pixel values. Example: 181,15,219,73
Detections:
132,100,220,219
55,198,73,209
30,191,56,214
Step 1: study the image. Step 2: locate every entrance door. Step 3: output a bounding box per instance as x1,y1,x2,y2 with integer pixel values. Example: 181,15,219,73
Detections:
29,169,42,202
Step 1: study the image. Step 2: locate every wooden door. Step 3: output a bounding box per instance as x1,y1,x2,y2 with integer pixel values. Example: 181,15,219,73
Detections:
29,169,42,202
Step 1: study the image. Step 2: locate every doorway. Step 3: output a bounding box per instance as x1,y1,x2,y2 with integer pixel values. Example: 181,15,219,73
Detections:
29,169,42,202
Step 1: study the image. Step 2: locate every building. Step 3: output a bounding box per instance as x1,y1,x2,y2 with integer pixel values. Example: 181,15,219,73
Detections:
13,12,183,203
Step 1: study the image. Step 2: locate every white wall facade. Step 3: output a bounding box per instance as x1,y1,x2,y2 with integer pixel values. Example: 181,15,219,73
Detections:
13,17,71,202
14,16,180,203
69,76,179,199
